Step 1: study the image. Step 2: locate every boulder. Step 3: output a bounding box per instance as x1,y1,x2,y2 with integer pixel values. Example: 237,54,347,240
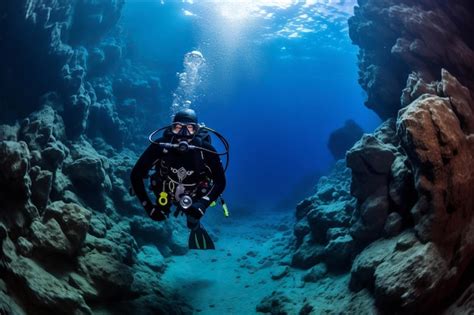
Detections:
291,235,325,269
129,264,164,296
63,91,92,138
350,236,400,291
374,242,451,313
358,192,389,239
29,167,53,210
137,245,166,273
169,230,188,256
307,201,351,243
29,219,72,256
44,201,92,251
86,99,126,148
346,127,396,203
88,215,108,238
40,141,67,170
324,234,355,271
129,215,172,245
302,263,327,283
65,156,111,192
294,218,310,247
326,227,348,241
68,272,99,301
3,254,91,314
78,250,134,298
105,222,137,265
19,106,67,150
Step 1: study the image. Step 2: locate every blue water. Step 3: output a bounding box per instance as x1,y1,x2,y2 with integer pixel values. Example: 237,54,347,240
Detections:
122,1,380,211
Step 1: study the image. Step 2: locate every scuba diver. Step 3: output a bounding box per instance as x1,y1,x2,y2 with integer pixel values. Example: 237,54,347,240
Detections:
130,108,229,250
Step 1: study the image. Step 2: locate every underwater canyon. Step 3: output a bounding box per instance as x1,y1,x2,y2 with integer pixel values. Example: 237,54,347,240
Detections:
0,0,474,314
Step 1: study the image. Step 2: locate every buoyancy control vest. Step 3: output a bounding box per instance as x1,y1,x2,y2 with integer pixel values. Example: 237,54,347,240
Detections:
149,129,214,210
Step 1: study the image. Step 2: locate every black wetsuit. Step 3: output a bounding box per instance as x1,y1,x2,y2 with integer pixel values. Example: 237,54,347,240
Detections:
130,133,226,226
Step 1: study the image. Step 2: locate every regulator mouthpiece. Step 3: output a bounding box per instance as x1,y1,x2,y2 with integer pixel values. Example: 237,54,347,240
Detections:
178,141,190,152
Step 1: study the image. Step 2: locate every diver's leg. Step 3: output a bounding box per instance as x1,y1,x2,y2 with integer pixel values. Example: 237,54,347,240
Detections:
186,214,201,230
186,214,215,249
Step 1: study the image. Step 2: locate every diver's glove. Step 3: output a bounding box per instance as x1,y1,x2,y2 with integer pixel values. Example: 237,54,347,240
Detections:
186,199,210,220
145,203,169,221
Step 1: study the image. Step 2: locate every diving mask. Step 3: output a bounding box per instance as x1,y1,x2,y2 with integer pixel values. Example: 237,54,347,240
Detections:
171,122,199,138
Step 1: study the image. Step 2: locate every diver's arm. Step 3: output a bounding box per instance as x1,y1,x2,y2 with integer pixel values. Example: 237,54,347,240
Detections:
130,142,163,212
201,144,226,204
181,143,226,219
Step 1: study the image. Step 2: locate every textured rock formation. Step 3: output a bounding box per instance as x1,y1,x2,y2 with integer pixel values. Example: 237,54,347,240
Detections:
349,0,474,119
291,160,357,272
289,0,474,311
0,0,162,149
0,2,191,313
293,69,474,312
0,105,192,313
346,69,474,313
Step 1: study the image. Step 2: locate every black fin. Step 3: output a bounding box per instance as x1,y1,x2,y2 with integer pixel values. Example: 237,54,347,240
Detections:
188,226,215,250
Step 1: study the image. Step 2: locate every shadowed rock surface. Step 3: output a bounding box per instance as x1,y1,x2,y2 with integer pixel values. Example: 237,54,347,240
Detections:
0,1,190,314
348,0,474,120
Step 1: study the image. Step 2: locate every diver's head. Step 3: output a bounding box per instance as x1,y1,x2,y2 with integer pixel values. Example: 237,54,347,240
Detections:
171,108,199,141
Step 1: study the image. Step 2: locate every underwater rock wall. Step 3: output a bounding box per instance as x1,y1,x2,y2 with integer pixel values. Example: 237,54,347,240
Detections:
0,1,191,314
0,0,163,150
290,0,474,313
349,0,474,120
0,100,191,315
292,69,474,313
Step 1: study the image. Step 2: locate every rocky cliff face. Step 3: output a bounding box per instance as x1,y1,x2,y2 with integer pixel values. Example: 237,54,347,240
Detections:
291,0,474,313
0,1,190,314
0,0,163,149
349,0,474,120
